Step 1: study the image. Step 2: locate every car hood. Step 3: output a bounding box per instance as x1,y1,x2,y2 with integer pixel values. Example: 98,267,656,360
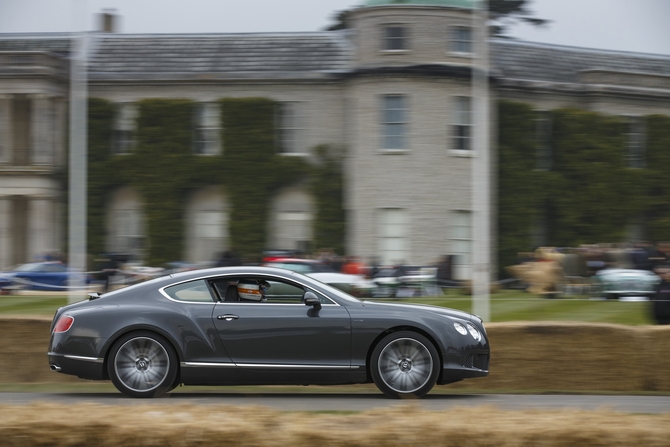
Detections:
361,300,478,322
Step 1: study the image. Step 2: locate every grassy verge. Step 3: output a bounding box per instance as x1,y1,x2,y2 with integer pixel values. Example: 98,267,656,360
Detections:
0,290,656,325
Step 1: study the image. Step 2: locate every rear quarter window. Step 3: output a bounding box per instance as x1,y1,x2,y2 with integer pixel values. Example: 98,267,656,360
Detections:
164,279,214,303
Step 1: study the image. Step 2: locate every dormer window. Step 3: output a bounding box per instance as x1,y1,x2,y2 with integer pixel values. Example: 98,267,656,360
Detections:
383,25,407,51
451,26,473,54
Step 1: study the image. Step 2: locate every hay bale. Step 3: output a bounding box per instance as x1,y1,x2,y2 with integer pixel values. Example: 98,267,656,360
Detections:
0,404,669,447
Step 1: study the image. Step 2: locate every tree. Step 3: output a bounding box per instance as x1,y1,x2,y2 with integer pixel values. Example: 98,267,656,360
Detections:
487,0,549,37
324,1,548,36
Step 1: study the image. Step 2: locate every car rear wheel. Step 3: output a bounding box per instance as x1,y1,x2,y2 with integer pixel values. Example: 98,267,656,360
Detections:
371,331,440,399
107,331,178,398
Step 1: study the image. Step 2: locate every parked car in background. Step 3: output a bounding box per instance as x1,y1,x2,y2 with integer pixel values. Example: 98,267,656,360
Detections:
372,265,439,298
591,268,660,300
0,262,89,292
262,258,376,296
47,266,490,398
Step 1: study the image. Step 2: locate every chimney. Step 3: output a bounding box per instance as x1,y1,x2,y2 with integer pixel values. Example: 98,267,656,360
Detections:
98,9,118,33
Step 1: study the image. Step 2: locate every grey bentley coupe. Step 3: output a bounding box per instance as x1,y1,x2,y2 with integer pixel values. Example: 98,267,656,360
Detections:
47,266,489,398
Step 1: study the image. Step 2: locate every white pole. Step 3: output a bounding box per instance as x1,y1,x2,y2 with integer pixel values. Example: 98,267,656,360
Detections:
68,0,88,303
471,0,491,321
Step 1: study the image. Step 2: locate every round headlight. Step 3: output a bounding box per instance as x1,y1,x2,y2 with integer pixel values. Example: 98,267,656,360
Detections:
453,322,468,335
466,323,481,342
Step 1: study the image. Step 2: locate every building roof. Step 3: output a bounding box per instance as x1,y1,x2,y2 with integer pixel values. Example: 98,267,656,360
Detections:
87,33,352,80
363,0,475,8
2,32,670,85
0,34,71,55
492,39,670,84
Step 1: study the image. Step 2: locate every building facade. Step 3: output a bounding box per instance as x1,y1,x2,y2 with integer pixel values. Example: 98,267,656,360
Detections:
0,0,669,275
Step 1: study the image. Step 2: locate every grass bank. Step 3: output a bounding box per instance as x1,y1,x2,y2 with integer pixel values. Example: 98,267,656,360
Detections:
0,290,656,325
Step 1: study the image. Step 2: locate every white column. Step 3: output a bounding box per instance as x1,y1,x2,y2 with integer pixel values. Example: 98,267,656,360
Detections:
28,197,54,260
471,3,490,321
0,197,11,269
0,95,10,163
30,94,53,165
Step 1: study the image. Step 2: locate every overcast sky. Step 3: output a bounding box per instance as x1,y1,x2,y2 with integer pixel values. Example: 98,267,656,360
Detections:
1,0,669,56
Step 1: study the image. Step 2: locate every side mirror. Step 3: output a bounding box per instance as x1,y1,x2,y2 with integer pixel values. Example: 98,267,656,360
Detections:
304,291,322,310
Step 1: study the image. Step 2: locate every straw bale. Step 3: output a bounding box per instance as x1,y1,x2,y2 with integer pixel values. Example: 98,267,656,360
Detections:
448,322,670,392
0,403,669,447
2,318,670,392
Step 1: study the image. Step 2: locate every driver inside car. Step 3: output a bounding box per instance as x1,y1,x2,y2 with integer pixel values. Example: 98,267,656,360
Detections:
236,279,270,302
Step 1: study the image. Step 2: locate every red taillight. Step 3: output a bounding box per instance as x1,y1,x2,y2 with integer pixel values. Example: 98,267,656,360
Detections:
53,316,74,333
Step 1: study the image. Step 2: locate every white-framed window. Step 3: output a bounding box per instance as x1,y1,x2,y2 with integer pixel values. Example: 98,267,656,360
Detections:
276,211,312,252
112,103,137,155
383,25,408,51
451,210,472,280
277,102,306,156
381,95,408,151
270,188,314,253
452,96,472,151
625,116,645,169
378,208,409,266
114,210,145,256
535,111,552,171
451,26,473,54
193,102,221,155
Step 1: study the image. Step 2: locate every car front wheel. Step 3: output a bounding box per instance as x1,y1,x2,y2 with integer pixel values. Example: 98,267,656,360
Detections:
371,331,440,399
107,331,178,398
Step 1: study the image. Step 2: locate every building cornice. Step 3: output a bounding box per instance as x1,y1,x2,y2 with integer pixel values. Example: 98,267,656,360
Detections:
497,77,670,101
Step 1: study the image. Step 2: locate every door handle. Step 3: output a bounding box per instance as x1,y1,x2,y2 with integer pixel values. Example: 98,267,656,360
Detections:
217,314,239,321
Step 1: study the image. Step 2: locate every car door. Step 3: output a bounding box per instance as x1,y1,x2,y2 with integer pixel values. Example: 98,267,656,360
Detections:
211,278,352,368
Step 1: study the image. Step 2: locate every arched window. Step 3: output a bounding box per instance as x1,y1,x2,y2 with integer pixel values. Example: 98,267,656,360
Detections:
106,187,146,261
185,186,229,264
269,187,315,253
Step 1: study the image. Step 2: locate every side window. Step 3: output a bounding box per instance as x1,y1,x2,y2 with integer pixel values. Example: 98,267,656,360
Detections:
164,279,214,303
264,280,305,304
210,276,335,305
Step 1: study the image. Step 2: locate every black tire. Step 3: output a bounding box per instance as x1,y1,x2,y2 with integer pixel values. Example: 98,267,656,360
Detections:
107,331,178,398
370,331,440,399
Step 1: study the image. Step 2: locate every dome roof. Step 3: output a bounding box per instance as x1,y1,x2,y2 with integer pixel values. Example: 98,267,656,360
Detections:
363,0,476,8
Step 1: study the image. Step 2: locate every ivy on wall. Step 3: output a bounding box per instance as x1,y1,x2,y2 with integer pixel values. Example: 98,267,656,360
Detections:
498,100,670,276
87,98,117,258
310,144,346,255
219,98,309,261
645,114,670,242
87,97,324,266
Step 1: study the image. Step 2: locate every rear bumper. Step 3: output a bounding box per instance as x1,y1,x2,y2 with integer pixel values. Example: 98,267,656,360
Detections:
47,353,106,380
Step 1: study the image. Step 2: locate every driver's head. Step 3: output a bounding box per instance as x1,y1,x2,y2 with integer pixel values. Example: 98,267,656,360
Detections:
237,279,270,301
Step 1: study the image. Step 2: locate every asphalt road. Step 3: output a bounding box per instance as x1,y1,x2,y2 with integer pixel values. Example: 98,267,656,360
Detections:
1,392,669,414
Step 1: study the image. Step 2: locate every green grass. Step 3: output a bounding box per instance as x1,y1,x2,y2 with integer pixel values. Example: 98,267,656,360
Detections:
0,290,656,325
371,289,655,325
0,295,68,317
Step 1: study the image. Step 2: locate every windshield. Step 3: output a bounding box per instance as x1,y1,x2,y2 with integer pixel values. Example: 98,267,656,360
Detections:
14,263,44,272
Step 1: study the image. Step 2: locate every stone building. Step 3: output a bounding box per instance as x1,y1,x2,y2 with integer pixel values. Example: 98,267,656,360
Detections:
0,0,669,276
